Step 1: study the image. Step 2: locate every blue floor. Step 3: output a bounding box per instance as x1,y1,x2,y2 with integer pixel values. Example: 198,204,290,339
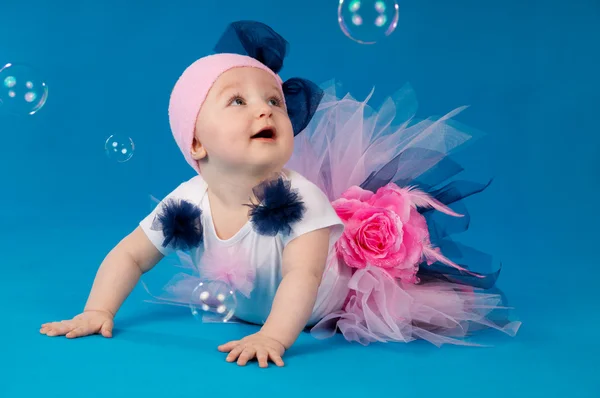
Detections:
3,225,598,397
2,0,599,397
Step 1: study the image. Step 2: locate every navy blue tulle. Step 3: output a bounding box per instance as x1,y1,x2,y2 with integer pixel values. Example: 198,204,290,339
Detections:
213,20,323,135
419,240,502,290
150,199,204,251
416,161,500,289
360,148,466,193
359,147,502,289
247,177,306,236
427,179,492,210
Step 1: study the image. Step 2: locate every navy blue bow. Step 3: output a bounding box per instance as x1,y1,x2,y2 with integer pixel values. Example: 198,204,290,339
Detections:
214,20,324,136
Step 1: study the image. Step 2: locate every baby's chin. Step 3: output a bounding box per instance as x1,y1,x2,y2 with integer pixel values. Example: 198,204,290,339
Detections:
235,153,291,176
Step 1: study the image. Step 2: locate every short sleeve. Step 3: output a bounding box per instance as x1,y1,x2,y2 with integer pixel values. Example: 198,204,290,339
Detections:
281,172,344,248
139,176,206,256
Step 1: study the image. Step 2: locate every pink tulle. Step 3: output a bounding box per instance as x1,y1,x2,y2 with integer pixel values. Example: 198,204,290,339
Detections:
140,248,255,323
200,246,255,298
286,82,477,202
149,248,255,299
311,266,521,347
286,82,518,346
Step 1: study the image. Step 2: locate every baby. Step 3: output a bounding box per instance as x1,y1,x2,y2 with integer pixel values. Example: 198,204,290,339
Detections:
40,21,520,365
40,27,348,368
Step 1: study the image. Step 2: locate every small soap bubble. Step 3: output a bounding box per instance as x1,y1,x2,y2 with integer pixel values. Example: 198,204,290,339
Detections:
190,280,237,323
338,0,400,44
104,134,135,163
0,63,48,115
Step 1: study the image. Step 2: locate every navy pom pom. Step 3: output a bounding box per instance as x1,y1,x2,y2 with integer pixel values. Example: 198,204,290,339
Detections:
247,177,306,236
150,198,204,250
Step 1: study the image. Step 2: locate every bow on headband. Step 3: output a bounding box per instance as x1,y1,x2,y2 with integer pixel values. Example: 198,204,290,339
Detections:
214,20,324,136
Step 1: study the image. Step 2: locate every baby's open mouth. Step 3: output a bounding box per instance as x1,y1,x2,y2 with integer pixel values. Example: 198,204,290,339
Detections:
251,127,276,140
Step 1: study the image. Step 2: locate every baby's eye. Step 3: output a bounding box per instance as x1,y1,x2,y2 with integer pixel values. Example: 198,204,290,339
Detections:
229,96,245,106
268,96,283,107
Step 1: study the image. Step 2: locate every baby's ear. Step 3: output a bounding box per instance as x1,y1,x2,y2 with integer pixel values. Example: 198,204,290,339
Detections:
191,136,207,160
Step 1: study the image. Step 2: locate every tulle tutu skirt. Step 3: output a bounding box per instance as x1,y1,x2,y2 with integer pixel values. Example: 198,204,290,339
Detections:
310,266,520,347
286,81,521,346
144,81,521,347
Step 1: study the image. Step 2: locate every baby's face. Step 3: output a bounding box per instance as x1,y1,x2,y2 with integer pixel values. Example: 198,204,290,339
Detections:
192,67,294,174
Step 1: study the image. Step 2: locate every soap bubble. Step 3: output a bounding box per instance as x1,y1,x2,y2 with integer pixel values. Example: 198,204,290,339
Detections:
105,134,135,163
338,0,400,44
190,280,237,323
0,63,48,115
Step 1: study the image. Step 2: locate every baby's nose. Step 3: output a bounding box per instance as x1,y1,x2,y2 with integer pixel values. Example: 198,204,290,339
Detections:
256,103,273,118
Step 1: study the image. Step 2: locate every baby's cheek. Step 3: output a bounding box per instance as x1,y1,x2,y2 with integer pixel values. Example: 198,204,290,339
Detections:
279,136,295,159
219,138,252,162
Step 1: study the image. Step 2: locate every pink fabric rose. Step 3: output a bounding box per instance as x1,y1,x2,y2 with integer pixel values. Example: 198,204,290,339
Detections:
331,197,369,221
341,185,375,202
336,207,402,269
367,184,412,222
330,186,374,221
333,183,466,283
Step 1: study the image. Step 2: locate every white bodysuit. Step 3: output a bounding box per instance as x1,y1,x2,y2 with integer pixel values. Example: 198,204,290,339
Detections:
140,169,352,326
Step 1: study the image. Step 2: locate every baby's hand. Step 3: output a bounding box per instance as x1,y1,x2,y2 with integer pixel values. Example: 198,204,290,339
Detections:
40,310,114,339
218,331,285,368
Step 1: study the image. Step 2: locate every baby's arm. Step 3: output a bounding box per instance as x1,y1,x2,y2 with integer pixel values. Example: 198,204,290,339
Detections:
84,227,164,316
260,226,330,348
218,226,330,366
40,227,163,338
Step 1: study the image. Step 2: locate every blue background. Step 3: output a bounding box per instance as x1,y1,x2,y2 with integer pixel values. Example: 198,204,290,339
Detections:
1,0,598,396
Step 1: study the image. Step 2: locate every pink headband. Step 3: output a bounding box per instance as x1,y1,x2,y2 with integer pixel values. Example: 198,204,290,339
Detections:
168,53,283,174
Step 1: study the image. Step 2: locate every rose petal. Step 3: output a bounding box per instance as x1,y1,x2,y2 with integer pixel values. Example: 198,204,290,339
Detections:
332,198,369,222
341,185,375,202
369,185,412,222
